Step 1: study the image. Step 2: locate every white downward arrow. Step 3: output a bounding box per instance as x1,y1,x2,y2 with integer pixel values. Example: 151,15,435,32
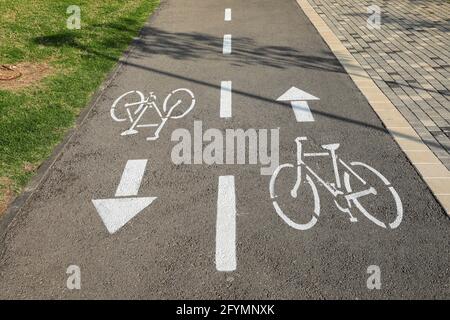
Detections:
92,197,156,234
277,87,319,122
92,159,156,234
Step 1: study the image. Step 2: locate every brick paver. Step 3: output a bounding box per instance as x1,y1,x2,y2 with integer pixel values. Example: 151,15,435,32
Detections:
306,0,450,169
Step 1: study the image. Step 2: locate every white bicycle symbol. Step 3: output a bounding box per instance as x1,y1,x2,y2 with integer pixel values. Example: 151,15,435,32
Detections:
269,137,403,230
110,88,195,141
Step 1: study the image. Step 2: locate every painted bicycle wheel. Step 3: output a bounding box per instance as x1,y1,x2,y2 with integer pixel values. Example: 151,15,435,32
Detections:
269,164,321,230
163,88,195,119
110,90,146,123
343,162,403,229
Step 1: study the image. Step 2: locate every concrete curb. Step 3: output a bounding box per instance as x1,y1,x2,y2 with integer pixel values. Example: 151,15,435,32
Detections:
295,0,450,215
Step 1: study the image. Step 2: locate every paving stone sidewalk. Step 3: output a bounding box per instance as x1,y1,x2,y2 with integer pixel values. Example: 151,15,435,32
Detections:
306,0,450,169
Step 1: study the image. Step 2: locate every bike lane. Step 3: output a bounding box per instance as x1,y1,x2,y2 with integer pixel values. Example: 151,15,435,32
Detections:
0,0,449,298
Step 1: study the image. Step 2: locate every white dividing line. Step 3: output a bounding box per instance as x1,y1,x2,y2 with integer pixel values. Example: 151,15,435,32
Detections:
216,176,237,272
290,100,315,122
115,159,148,197
220,81,232,118
224,8,232,21
223,34,232,54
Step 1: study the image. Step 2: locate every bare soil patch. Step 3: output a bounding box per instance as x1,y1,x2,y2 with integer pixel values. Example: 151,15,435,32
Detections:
0,62,53,91
0,177,14,217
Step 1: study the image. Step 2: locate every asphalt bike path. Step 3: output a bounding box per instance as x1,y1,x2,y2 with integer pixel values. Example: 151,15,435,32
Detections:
0,0,448,299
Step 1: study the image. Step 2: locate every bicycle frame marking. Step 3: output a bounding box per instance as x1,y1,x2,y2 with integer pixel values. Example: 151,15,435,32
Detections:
110,89,195,141
269,137,403,230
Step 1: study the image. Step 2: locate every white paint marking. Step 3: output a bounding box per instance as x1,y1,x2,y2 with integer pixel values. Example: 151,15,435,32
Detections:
92,197,156,234
277,87,319,123
111,89,196,141
223,34,232,54
290,101,315,122
216,176,236,272
115,159,148,197
277,87,319,102
269,137,403,230
220,81,232,118
92,159,157,234
225,8,232,21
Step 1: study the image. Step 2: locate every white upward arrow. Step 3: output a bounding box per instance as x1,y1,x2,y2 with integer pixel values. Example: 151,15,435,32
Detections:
277,87,319,122
92,159,156,234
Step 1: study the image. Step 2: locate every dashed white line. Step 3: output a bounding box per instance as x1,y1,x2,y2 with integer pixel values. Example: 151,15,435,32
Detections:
223,34,232,54
220,81,232,118
216,175,237,272
225,8,232,21
217,9,236,271
115,159,148,197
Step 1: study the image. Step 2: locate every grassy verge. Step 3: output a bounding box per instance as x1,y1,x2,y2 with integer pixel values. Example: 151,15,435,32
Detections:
0,0,160,213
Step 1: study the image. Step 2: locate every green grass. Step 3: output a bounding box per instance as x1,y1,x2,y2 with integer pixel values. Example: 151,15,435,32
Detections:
0,0,159,208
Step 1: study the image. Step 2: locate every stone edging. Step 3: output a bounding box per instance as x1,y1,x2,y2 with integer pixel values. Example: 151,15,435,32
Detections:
296,0,450,215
